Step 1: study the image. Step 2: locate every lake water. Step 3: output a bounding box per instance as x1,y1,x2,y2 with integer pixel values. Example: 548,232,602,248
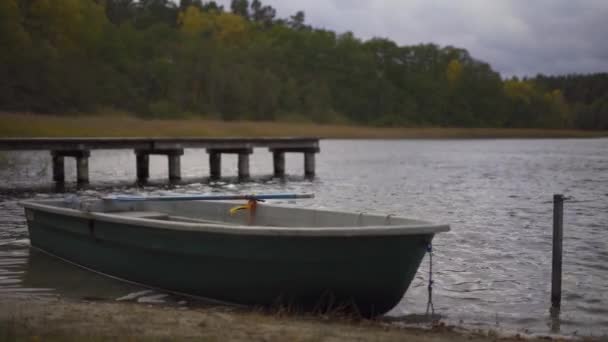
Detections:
1,139,607,337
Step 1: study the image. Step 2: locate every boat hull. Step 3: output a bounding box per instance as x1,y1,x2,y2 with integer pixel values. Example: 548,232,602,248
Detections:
25,208,434,317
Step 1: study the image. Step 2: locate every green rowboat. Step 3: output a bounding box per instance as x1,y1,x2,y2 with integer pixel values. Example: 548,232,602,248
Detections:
21,197,449,317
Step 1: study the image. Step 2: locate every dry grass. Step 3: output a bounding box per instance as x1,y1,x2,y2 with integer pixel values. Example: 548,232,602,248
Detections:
1,112,606,139
0,297,583,342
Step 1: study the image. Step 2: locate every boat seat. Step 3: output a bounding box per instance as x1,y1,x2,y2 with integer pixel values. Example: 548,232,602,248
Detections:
110,211,169,220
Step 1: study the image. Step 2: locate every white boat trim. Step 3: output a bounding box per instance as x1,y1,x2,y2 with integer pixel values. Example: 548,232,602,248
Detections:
20,200,450,237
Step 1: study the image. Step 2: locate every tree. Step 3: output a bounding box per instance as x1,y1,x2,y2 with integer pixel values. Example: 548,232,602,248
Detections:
134,0,178,28
177,5,207,36
102,0,137,25
251,0,275,27
1,0,604,130
289,11,306,30
0,0,29,50
578,95,608,129
445,59,463,85
179,0,202,11
202,1,223,13
213,12,248,43
230,0,249,19
0,0,31,110
250,0,261,16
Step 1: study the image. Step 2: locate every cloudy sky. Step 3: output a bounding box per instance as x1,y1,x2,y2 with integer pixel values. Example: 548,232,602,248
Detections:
215,0,608,77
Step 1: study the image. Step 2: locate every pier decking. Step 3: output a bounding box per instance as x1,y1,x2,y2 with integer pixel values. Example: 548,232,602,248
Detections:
0,137,320,183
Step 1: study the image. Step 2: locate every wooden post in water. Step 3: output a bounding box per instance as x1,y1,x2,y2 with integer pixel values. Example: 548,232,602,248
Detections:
551,194,564,311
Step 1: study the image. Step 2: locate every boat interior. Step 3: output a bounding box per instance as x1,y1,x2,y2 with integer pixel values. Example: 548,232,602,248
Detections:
35,198,433,229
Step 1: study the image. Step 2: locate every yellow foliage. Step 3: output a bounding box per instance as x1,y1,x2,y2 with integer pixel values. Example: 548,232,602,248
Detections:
214,13,248,43
446,59,463,85
178,6,209,36
28,0,83,49
79,1,107,46
26,0,106,52
177,8,248,43
503,79,535,104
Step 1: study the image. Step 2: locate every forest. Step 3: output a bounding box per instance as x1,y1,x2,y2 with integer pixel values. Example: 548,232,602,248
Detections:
1,0,607,129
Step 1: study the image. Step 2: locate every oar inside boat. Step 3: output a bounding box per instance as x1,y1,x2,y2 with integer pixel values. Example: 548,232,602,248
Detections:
102,193,315,225
102,193,314,202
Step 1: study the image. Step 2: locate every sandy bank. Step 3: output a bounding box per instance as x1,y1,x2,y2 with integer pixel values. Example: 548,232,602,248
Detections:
0,297,586,342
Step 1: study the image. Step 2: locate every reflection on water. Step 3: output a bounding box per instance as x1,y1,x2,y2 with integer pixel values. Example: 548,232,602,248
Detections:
23,248,142,301
2,245,219,308
22,247,207,306
1,139,607,337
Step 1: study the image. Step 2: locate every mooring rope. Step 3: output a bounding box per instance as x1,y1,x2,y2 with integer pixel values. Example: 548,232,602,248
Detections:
425,242,435,316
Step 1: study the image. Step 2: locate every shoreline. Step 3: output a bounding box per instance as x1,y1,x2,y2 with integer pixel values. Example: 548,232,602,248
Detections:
0,296,578,341
1,112,606,139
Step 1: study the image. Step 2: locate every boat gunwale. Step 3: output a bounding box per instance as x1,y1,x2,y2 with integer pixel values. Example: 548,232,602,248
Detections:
20,200,450,237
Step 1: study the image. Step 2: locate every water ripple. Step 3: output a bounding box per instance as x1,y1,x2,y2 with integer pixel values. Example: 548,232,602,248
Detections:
1,139,607,336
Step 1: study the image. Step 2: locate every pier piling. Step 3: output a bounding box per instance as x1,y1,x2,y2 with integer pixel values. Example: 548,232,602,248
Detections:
2,138,320,183
238,152,250,179
135,149,184,182
51,150,90,184
304,152,316,177
207,148,253,179
168,153,182,181
551,194,564,311
75,152,90,184
270,147,320,178
51,153,65,182
208,151,222,179
273,151,285,177
135,152,150,181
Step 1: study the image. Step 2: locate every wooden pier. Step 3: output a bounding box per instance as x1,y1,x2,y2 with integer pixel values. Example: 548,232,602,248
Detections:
0,137,320,184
